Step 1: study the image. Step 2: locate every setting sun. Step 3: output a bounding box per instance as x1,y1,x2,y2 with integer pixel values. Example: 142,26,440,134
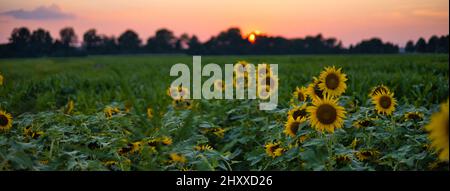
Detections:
248,33,256,44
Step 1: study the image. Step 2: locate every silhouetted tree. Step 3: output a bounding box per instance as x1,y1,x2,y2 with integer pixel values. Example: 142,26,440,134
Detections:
349,38,398,54
83,29,102,53
203,28,250,54
9,27,31,56
60,27,78,48
187,35,203,54
175,33,190,52
30,28,53,56
146,29,177,53
415,38,427,53
426,35,439,53
437,35,449,53
405,40,415,53
118,30,141,53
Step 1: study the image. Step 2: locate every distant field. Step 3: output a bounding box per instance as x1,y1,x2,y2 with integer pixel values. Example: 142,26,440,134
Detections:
1,54,448,114
0,54,448,170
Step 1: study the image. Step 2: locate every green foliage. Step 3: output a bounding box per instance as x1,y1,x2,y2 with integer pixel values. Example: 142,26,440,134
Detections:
0,54,448,171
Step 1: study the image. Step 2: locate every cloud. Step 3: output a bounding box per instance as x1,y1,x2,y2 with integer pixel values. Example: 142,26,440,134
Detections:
0,4,75,20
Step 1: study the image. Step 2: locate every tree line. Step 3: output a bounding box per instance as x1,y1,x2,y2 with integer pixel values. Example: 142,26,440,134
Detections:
0,27,448,58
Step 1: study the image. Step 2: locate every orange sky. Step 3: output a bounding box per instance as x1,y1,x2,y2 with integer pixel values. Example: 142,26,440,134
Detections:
0,0,448,46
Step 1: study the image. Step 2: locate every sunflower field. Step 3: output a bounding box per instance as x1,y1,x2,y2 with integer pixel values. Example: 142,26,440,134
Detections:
0,54,448,171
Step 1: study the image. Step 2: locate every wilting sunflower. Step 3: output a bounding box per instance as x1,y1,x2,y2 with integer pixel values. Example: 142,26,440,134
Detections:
404,111,424,121
355,149,380,161
425,100,449,161
291,86,308,104
284,116,305,137
371,91,397,115
334,154,352,166
0,110,13,131
306,77,324,101
307,95,346,133
194,144,213,151
318,66,347,97
369,84,391,96
64,100,74,114
147,107,154,119
352,118,374,129
264,141,284,158
169,153,187,163
287,104,308,121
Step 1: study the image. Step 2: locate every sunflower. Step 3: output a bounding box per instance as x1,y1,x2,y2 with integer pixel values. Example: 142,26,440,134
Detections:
0,110,13,131
64,100,74,114
147,107,154,119
425,100,449,161
169,153,187,163
214,79,225,92
369,84,390,96
167,85,190,100
118,141,143,155
104,106,120,119
287,104,308,121
259,75,278,92
307,95,346,133
306,77,324,101
234,60,249,76
233,74,254,89
291,86,308,104
0,74,3,86
264,141,284,158
194,144,213,151
257,86,270,100
371,91,397,115
211,128,226,138
318,66,347,97
160,136,173,145
404,111,424,121
172,98,194,110
257,63,273,78
334,154,351,166
355,149,380,161
284,116,305,137
352,118,373,129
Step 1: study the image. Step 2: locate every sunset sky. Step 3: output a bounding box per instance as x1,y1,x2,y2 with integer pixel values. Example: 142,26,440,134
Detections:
0,0,448,47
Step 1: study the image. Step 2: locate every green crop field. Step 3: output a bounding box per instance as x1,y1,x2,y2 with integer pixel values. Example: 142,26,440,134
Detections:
0,54,448,171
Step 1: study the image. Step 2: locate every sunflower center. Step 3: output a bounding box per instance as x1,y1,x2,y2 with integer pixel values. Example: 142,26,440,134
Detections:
293,109,307,120
0,115,8,126
379,96,392,109
269,145,279,153
290,122,300,134
297,92,305,102
325,73,340,89
316,104,337,125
